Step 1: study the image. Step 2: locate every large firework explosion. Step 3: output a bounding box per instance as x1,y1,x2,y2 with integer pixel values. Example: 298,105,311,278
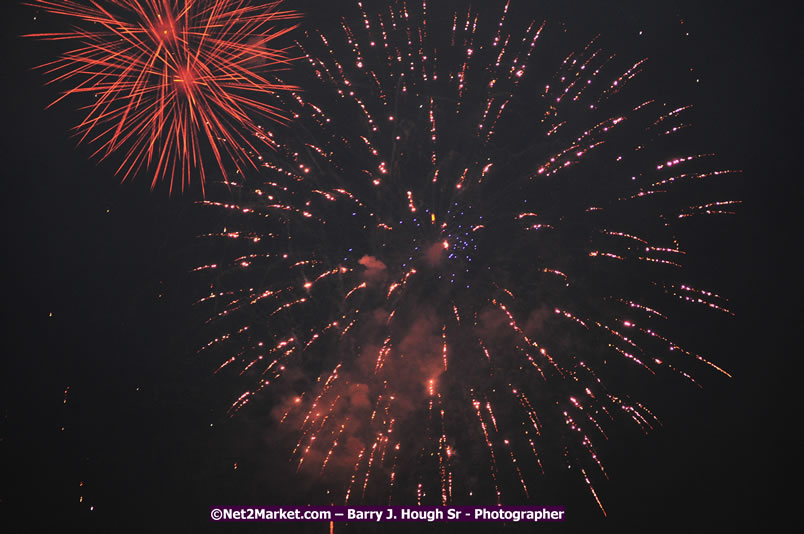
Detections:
193,0,738,513
26,0,299,193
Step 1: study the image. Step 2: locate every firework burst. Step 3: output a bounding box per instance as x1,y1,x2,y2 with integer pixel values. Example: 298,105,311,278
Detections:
194,0,738,512
27,0,300,193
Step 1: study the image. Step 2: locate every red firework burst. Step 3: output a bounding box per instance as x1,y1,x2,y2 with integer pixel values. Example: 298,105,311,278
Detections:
26,0,300,193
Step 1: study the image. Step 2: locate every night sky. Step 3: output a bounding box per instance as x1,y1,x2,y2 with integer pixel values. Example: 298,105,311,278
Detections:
1,1,797,532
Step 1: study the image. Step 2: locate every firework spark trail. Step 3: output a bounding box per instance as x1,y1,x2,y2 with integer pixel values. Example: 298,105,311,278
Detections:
27,0,300,193
194,0,736,511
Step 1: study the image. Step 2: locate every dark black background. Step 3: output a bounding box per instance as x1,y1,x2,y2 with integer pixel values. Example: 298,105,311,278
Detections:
1,1,797,532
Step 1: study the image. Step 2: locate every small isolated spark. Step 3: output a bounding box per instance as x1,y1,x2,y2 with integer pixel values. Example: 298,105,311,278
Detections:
27,0,300,193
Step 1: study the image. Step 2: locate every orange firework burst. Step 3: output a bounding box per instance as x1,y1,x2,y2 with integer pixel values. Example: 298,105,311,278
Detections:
26,0,300,193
